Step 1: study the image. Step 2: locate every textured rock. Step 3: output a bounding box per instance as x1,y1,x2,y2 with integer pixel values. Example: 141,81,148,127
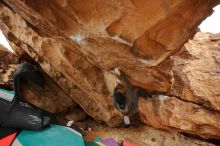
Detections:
79,36,219,139
0,45,76,113
139,96,220,139
65,107,87,122
20,73,75,113
0,45,18,89
0,3,123,126
138,33,220,139
82,120,215,146
2,0,219,67
171,32,220,110
0,0,220,140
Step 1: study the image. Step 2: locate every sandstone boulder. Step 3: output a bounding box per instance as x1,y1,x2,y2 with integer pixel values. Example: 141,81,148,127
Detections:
0,0,220,140
0,45,76,113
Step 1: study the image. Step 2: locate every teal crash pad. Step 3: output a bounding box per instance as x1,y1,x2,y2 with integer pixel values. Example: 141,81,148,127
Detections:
0,88,15,102
12,125,85,146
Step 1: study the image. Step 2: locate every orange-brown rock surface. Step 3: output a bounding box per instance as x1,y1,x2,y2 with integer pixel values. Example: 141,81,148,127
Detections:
139,33,220,139
0,45,77,113
0,0,220,141
0,44,18,89
171,33,220,110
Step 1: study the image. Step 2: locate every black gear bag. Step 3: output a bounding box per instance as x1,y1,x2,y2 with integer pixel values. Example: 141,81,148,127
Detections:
0,63,54,130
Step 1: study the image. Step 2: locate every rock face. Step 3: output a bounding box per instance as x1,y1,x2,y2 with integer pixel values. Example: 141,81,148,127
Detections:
0,45,18,89
0,0,220,140
0,45,77,113
139,33,220,139
65,107,87,122
171,33,220,110
139,96,220,139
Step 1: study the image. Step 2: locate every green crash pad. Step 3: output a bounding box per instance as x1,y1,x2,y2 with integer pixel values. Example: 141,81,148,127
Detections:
0,88,15,102
12,125,85,146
